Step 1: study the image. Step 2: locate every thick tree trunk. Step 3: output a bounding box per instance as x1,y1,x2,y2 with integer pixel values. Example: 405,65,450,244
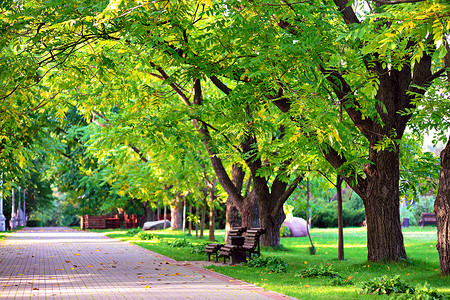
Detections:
143,202,154,223
435,137,450,275
362,150,406,261
171,194,183,230
259,203,284,247
240,196,260,229
225,164,244,241
226,198,241,229
251,181,283,247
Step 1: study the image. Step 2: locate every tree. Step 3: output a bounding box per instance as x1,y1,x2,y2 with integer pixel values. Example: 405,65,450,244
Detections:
227,0,450,261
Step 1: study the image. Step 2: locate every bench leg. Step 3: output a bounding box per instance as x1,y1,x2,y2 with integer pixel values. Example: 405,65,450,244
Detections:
215,252,218,263
207,253,211,262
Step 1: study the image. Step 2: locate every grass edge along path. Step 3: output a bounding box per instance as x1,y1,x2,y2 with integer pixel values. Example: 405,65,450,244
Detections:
93,227,449,300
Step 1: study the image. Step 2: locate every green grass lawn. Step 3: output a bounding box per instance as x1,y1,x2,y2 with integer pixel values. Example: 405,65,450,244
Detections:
92,226,449,299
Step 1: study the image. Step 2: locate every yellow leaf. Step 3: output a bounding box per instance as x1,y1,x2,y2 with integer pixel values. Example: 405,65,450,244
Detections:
144,285,151,288
74,253,80,256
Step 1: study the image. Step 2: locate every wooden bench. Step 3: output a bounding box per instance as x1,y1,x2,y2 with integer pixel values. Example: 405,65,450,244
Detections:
419,213,436,227
205,227,246,263
219,228,266,265
82,215,106,229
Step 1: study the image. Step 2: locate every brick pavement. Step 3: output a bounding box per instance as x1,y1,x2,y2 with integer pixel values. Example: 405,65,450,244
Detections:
0,227,296,299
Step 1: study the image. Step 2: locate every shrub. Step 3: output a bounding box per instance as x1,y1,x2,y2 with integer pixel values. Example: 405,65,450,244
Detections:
127,227,142,235
168,238,191,248
312,202,366,228
330,276,354,286
27,220,43,227
246,256,289,273
280,225,291,237
134,231,160,241
297,264,341,279
358,275,414,295
396,283,447,299
188,242,210,254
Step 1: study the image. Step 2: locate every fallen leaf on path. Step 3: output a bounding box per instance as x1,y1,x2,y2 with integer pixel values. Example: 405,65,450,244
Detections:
144,285,151,288
32,288,39,290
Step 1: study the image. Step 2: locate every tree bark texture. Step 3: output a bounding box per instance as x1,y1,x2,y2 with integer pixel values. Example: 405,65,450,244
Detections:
361,149,406,261
171,194,183,230
252,176,284,247
435,137,450,275
143,202,154,223
225,164,244,242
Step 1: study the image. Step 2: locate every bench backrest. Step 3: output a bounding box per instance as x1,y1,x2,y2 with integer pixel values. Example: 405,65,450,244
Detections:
242,228,266,250
225,227,247,244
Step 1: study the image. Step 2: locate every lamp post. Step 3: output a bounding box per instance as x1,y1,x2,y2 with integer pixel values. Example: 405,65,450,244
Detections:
0,175,6,231
10,188,16,230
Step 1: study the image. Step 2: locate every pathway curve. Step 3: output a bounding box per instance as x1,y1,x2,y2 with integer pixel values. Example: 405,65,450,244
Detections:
0,227,294,299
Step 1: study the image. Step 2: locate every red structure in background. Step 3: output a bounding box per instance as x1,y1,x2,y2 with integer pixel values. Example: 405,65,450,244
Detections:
124,214,138,229
81,214,137,229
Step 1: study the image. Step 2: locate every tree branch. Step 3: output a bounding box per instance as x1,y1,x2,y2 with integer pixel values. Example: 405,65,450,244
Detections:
191,78,244,202
420,68,447,86
320,67,373,137
321,143,366,194
210,75,232,95
129,145,149,163
149,62,192,106
333,0,360,24
270,175,304,220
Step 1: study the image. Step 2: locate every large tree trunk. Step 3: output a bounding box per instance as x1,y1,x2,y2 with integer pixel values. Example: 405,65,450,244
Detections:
435,137,450,275
171,194,183,230
225,164,244,242
362,150,406,261
143,202,154,223
253,178,283,247
259,197,284,247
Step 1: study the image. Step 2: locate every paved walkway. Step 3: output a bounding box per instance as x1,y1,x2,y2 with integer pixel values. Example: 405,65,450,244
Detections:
0,228,294,299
